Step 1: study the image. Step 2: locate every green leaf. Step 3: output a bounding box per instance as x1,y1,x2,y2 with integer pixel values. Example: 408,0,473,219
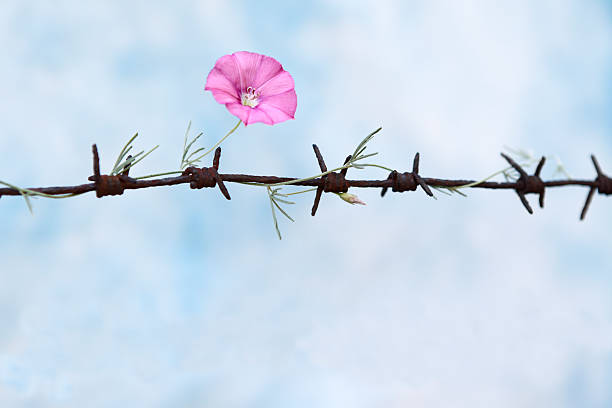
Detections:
273,197,295,205
122,145,159,173
21,192,33,214
351,127,381,160
353,152,379,162
432,186,452,196
272,198,295,222
451,188,468,197
112,133,139,174
185,132,203,154
268,194,282,240
186,147,205,161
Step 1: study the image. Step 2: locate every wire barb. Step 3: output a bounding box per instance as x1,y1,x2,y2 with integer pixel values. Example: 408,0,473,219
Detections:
92,144,101,182
182,147,231,200
87,144,135,198
381,153,433,197
310,146,352,216
311,144,327,216
580,154,612,220
501,153,546,214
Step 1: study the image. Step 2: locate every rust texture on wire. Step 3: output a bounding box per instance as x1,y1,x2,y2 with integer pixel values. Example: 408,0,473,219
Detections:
0,143,610,220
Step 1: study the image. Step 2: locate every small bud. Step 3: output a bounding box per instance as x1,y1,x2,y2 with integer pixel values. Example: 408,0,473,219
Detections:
337,192,366,205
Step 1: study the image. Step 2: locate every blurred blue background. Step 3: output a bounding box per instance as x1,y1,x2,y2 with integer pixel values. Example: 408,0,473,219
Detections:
1,1,611,407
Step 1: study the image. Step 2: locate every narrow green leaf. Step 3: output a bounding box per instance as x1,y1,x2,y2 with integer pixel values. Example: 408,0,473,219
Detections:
272,198,295,222
273,197,295,205
285,188,317,196
451,188,468,197
112,133,139,174
432,186,452,196
186,147,206,162
185,132,203,154
21,192,33,214
353,152,379,162
268,193,282,240
124,145,159,171
182,121,192,154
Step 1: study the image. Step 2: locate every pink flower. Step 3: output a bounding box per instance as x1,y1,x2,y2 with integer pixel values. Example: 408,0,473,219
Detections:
204,51,297,126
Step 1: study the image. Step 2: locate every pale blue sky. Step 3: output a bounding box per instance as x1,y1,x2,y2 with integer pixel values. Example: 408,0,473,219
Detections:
1,1,612,407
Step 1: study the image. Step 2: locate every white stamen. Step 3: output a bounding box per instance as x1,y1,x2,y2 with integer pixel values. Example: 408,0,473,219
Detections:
241,86,260,108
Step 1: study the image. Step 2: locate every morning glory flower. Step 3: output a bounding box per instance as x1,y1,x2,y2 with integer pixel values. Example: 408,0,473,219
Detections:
205,51,297,126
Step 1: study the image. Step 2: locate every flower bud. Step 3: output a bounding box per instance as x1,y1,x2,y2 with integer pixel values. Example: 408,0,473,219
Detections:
337,192,366,205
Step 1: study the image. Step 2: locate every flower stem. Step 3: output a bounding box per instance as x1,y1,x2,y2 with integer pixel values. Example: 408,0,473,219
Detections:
188,119,242,164
135,119,242,180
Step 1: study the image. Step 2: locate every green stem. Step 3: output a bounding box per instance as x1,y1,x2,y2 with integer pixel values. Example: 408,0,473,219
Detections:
446,160,535,190
136,119,242,180
267,165,348,187
285,188,318,196
265,161,394,188
0,180,85,199
238,160,392,189
188,119,242,165
135,170,183,180
356,163,394,172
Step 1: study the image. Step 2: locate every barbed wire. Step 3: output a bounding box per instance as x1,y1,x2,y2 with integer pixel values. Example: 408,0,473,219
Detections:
1,142,610,224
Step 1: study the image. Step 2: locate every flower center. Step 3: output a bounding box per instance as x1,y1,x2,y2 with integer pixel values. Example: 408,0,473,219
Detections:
241,86,260,108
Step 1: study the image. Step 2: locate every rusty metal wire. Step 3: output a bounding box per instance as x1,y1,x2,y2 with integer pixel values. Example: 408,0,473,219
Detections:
0,143,610,220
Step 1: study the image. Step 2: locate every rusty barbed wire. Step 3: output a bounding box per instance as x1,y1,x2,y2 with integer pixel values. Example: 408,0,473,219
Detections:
0,142,610,220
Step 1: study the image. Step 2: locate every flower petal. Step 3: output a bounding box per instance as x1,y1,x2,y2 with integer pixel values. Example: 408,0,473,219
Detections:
252,55,283,88
207,54,241,91
225,103,278,126
260,89,297,118
232,51,264,91
257,71,295,97
204,68,240,104
244,108,275,126
256,103,295,124
225,102,251,124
